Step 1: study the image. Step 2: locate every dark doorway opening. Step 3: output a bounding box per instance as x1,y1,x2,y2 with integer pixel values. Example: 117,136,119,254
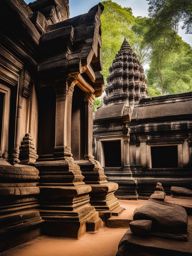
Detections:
0,93,4,144
71,86,86,160
151,145,178,168
102,140,121,167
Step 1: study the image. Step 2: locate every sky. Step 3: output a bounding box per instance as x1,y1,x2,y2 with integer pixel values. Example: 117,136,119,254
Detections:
26,0,191,46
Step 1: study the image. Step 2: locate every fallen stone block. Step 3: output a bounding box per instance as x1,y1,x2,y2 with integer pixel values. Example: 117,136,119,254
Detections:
133,200,188,240
150,191,166,201
171,186,192,197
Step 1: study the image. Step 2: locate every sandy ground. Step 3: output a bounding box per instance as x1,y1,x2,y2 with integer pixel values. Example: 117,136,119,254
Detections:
2,198,192,256
2,227,126,256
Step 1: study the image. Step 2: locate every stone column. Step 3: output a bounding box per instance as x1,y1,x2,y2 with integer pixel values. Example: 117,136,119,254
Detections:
146,144,151,169
54,83,74,158
84,95,94,160
178,144,183,167
123,136,130,167
135,145,140,166
78,94,124,216
12,87,22,164
182,139,190,167
140,141,147,168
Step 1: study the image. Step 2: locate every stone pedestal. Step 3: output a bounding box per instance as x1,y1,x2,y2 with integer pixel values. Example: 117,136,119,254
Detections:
78,159,124,218
0,162,42,252
36,158,102,238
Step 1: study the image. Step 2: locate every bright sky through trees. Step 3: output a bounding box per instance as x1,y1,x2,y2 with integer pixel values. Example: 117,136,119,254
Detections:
25,0,191,46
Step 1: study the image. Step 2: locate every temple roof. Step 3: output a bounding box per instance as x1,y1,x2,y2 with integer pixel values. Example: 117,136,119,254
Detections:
104,38,147,105
38,3,104,96
95,103,126,122
132,92,192,122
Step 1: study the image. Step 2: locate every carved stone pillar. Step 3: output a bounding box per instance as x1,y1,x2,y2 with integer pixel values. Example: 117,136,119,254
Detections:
84,95,94,160
79,96,124,217
54,84,74,158
123,136,129,167
140,141,147,168
178,144,183,167
182,139,190,167
37,82,102,238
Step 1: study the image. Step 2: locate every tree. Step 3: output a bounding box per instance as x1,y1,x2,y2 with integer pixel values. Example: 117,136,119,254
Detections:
147,0,192,38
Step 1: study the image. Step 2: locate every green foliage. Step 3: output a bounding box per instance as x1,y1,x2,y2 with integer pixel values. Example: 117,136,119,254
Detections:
147,0,192,35
93,97,102,112
101,1,136,81
101,0,192,97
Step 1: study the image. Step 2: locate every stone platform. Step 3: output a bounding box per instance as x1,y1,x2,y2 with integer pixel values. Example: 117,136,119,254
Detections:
107,197,192,228
117,217,192,256
106,200,146,228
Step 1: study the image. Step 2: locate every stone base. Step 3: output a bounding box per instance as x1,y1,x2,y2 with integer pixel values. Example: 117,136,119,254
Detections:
40,185,103,238
37,159,103,238
78,160,124,218
42,209,103,238
90,183,124,218
0,163,43,252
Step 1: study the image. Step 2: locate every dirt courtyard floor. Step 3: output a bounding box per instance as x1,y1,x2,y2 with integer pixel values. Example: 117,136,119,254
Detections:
2,198,191,256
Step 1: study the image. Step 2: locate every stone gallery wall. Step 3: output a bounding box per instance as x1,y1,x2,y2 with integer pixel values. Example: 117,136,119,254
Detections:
94,40,192,199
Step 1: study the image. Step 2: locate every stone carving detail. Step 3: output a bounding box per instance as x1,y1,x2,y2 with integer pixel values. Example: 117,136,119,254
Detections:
0,163,42,251
21,71,33,98
19,133,38,164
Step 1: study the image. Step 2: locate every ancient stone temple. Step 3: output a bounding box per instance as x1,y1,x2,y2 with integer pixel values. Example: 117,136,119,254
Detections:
94,39,192,199
0,0,122,252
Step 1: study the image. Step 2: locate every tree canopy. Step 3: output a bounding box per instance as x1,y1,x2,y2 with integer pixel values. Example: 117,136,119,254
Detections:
147,0,192,36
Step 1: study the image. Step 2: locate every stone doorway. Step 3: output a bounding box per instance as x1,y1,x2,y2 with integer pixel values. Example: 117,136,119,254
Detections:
0,92,4,148
71,86,86,160
38,87,56,157
102,140,121,167
0,85,10,158
151,145,178,168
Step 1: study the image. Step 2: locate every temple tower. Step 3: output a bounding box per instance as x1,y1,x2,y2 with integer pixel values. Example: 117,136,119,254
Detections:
94,39,147,198
104,39,147,107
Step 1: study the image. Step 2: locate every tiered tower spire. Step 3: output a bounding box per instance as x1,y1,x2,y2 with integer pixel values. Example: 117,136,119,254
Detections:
104,39,147,105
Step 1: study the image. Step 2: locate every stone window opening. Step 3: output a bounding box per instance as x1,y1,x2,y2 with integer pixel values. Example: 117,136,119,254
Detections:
151,145,178,168
0,92,5,154
102,140,121,167
0,85,10,159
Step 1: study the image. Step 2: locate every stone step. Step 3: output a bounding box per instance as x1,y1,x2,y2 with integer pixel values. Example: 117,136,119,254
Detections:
106,207,134,228
106,200,147,228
